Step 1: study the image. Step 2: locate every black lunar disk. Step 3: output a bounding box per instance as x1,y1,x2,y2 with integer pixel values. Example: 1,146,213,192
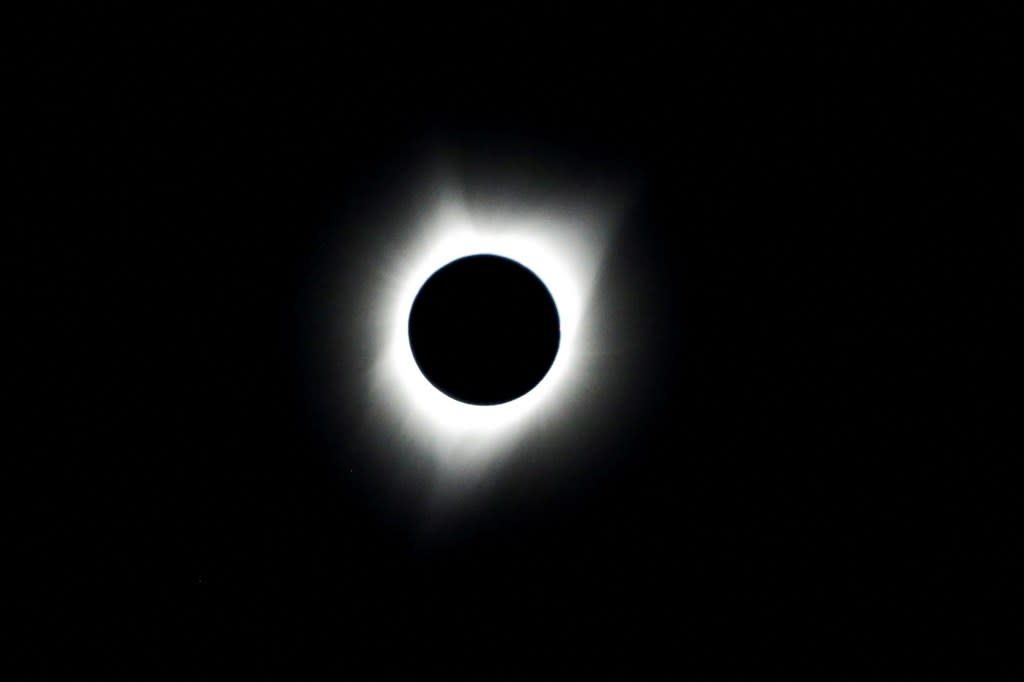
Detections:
408,254,561,405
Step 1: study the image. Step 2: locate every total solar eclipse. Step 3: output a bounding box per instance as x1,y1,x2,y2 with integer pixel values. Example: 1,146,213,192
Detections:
408,254,560,405
316,160,629,476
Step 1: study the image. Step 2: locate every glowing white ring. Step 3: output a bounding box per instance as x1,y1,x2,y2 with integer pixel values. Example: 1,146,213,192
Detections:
367,194,612,470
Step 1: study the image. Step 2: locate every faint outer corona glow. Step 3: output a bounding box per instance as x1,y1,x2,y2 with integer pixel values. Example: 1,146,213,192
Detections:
365,190,614,472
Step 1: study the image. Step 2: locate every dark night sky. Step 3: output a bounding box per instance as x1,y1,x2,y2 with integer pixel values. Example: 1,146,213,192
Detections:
16,5,1020,678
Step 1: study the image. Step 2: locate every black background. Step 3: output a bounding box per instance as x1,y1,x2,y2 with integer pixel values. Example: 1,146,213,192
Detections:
17,5,1020,678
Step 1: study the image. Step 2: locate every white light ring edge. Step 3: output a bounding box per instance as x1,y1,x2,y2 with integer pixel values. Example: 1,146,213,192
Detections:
366,198,610,469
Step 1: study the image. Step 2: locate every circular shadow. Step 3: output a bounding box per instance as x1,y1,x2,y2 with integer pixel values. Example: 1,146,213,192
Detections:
408,254,561,405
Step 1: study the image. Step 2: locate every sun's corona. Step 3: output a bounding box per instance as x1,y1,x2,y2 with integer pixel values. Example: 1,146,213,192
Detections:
365,193,611,469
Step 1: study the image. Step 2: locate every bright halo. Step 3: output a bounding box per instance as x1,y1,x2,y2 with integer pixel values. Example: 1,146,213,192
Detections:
367,191,613,471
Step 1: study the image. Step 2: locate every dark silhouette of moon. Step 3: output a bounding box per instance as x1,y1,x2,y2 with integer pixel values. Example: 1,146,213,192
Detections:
408,254,560,405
